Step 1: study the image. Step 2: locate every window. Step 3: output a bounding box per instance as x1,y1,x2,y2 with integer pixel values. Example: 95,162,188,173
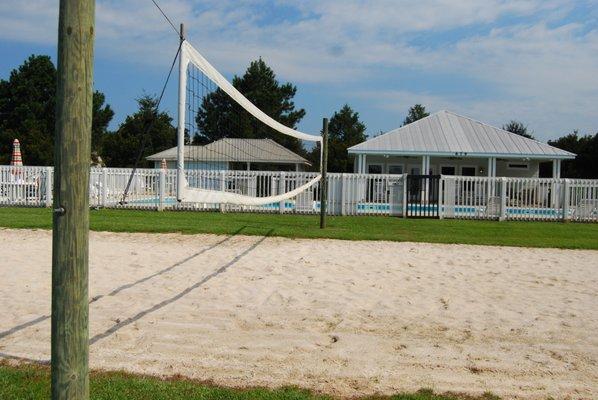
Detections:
368,164,382,174
441,166,455,175
507,163,529,170
461,166,476,176
388,165,403,174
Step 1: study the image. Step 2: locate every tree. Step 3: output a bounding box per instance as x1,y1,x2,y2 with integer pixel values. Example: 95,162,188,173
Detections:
91,91,114,154
102,95,176,167
0,55,113,165
195,58,306,155
310,105,366,172
402,104,429,126
502,120,535,139
548,131,598,178
0,55,56,165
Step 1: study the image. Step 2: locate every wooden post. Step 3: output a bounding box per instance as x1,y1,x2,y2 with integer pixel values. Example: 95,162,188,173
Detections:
52,1,94,399
176,23,186,202
320,118,329,229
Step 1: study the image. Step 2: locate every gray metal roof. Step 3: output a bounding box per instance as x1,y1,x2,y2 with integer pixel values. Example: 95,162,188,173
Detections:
147,138,310,164
348,110,575,159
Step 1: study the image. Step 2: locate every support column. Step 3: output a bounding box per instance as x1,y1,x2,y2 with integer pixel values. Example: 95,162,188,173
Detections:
487,157,495,177
487,157,496,198
557,159,561,178
362,154,367,174
551,159,562,210
246,162,250,171
552,159,561,178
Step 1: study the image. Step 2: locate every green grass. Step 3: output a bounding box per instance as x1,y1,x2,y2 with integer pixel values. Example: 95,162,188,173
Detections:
0,363,499,400
1,207,597,249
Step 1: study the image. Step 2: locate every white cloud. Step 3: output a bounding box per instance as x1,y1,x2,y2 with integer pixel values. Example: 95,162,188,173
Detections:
0,0,596,138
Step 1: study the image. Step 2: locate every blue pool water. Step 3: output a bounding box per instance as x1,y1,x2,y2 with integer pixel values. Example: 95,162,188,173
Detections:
127,197,563,217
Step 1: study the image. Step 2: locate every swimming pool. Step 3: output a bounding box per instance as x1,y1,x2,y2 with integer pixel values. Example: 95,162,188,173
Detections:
126,197,565,218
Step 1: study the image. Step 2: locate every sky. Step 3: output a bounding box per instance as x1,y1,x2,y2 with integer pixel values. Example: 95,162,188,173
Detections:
0,0,597,142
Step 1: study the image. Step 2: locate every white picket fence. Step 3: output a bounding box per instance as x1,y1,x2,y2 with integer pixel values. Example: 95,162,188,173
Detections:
1,165,597,222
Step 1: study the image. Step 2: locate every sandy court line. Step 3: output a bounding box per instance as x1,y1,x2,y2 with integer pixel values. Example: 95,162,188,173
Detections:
0,228,596,399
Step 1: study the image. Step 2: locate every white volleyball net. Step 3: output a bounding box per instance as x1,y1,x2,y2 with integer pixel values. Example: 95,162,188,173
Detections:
176,40,322,206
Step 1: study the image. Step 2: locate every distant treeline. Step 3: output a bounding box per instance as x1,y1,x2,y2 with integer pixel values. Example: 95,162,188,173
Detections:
0,55,596,177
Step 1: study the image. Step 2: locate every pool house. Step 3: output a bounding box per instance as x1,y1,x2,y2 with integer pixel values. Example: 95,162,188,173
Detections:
348,110,575,178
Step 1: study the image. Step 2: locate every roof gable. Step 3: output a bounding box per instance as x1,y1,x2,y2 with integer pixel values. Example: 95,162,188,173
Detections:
349,110,575,159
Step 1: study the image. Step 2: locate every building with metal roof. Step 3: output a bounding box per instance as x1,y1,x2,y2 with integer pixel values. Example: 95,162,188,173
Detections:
348,110,575,177
147,138,310,171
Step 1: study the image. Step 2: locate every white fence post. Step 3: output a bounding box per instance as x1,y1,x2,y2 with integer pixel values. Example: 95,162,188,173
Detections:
158,168,165,211
499,177,507,221
45,167,53,207
279,171,285,214
101,168,108,207
438,176,444,219
402,174,408,218
562,178,570,222
340,173,346,216
220,170,226,213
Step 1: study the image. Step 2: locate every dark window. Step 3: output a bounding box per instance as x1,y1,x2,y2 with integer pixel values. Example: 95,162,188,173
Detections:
441,166,455,175
461,167,476,176
508,163,528,170
368,164,382,174
388,165,403,174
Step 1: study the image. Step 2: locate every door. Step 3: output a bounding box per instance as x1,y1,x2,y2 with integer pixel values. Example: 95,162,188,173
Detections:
406,175,440,218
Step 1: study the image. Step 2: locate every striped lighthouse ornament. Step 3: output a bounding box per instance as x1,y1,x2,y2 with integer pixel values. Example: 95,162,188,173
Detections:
10,139,23,166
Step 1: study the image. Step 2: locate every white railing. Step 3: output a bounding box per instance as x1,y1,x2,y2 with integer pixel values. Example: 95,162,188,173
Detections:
0,166,52,207
1,166,405,216
442,176,598,222
1,165,596,222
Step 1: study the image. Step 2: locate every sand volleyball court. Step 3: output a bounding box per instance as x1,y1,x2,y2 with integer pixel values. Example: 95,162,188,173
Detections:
0,228,596,399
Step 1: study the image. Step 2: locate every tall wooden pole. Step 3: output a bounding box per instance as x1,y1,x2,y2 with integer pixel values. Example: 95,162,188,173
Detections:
320,118,329,229
176,23,186,201
52,0,95,399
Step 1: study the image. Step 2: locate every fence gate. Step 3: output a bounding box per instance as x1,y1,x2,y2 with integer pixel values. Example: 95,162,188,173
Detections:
406,174,440,218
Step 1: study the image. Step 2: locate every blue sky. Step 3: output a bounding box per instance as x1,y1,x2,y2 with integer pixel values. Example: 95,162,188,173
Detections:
0,0,597,142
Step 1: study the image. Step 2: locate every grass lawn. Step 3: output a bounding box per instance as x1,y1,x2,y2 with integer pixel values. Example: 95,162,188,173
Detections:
0,207,597,249
0,363,499,400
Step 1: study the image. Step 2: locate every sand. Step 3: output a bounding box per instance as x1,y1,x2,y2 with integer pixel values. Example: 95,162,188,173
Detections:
0,228,596,399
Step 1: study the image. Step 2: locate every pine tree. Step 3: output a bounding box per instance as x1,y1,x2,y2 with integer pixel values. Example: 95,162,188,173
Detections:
0,55,113,165
402,104,429,126
310,105,366,172
502,120,535,139
195,58,306,155
102,95,176,167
